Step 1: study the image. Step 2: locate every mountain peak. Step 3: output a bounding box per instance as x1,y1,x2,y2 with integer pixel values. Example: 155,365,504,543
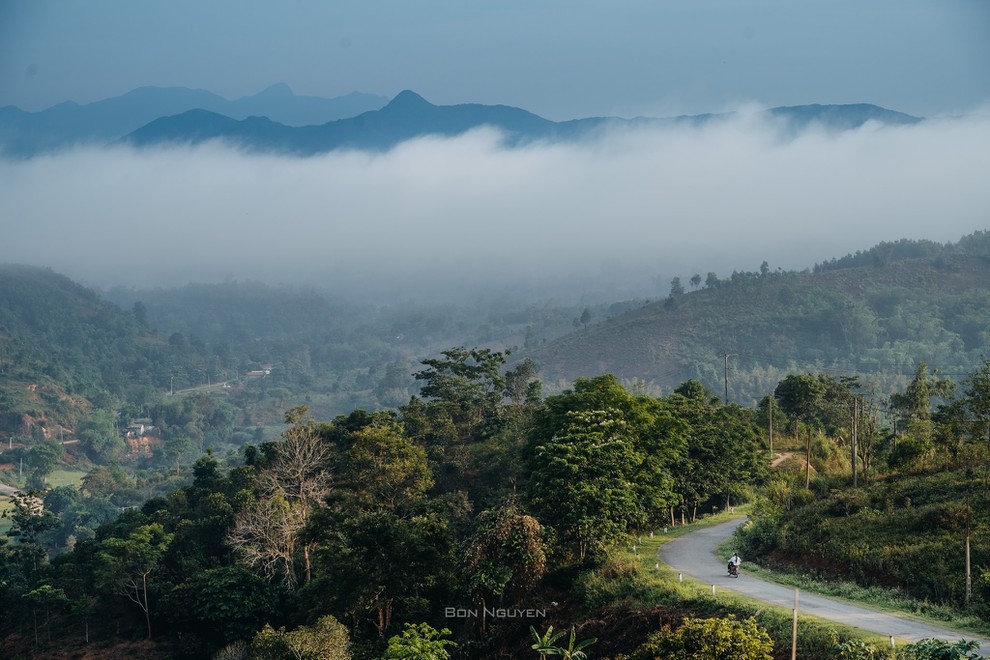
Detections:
384,90,432,111
255,83,294,98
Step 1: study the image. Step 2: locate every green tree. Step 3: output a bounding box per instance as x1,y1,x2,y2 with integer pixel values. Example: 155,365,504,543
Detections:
96,522,173,639
161,566,280,651
5,491,59,563
249,615,352,659
77,410,124,463
775,374,826,438
527,374,686,548
384,622,456,659
891,363,956,448
464,497,547,631
526,407,638,559
26,441,64,489
775,373,827,487
504,357,542,407
629,616,773,660
963,357,990,442
412,346,508,441
903,638,982,659
343,422,433,514
314,508,455,639
43,485,81,516
3,490,58,544
310,418,452,640
22,584,70,647
80,464,134,502
664,384,765,521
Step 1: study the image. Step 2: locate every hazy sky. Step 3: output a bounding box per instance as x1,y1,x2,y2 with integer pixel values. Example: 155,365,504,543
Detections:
1,1,988,302
1,1,988,119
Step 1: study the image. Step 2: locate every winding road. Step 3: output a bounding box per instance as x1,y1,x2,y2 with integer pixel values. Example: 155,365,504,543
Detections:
659,517,990,653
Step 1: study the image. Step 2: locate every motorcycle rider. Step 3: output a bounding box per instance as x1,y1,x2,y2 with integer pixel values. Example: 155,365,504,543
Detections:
728,552,741,575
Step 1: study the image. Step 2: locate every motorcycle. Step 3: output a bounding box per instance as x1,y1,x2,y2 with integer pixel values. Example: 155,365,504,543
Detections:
727,562,739,578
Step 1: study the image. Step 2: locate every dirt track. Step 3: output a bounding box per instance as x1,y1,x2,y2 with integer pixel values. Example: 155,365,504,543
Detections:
659,517,990,653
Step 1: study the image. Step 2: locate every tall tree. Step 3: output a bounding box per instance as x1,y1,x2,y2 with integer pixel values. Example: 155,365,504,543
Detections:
96,522,173,639
412,347,508,441
526,407,639,559
464,497,547,632
963,357,990,442
310,418,451,640
891,362,956,440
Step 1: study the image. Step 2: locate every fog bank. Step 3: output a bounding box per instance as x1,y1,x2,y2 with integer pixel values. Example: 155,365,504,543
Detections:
2,112,988,302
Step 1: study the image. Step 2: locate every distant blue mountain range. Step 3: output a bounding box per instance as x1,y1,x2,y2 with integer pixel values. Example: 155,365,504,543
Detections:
0,84,387,156
0,86,922,157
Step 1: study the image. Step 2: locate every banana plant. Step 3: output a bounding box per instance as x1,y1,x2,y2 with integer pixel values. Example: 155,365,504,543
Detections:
530,625,597,659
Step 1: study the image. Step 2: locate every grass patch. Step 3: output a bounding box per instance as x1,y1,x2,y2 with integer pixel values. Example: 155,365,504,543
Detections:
45,468,87,489
0,496,13,535
0,469,86,535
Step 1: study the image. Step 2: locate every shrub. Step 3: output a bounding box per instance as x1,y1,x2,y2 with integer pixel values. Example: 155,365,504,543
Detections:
628,615,773,660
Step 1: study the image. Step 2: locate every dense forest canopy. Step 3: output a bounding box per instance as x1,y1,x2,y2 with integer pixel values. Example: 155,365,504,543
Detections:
2,346,989,657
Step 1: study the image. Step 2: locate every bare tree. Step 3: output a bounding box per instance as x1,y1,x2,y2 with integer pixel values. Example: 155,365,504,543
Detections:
228,424,334,589
227,492,305,590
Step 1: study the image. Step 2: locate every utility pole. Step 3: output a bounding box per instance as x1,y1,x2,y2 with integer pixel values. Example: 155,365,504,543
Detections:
791,589,799,660
768,393,774,456
966,491,972,603
852,397,858,488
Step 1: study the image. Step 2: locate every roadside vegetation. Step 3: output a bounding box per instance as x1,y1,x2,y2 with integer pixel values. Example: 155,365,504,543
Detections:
729,358,990,655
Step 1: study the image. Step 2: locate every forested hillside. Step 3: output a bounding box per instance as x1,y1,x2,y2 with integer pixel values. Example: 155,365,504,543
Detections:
0,265,186,435
525,231,990,404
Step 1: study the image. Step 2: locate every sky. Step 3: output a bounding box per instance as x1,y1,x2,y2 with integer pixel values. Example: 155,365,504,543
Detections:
2,0,989,119
1,1,989,302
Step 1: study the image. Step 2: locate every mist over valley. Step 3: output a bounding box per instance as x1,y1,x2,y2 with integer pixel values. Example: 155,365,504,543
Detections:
2,90,987,305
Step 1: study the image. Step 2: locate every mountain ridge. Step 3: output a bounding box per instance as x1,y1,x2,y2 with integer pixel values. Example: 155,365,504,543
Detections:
1,85,922,157
121,91,922,154
0,84,388,156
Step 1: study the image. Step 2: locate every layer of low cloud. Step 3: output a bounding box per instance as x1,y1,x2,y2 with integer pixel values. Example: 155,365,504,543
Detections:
2,112,988,302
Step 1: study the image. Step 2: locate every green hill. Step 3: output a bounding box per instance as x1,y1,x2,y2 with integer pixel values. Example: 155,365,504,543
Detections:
3,231,989,438
524,233,990,403
0,264,218,438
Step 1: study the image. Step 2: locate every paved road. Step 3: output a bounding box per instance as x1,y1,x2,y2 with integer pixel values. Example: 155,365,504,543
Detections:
659,518,990,652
